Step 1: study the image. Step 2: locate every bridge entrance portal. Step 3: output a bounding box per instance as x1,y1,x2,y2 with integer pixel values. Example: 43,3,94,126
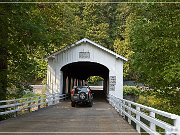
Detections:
61,62,109,99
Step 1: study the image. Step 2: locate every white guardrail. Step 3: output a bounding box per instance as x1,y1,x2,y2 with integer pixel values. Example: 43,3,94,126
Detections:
108,94,180,135
0,93,68,117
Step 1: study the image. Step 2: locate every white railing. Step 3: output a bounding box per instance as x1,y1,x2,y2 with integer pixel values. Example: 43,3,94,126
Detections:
89,86,103,91
108,94,180,135
0,93,68,117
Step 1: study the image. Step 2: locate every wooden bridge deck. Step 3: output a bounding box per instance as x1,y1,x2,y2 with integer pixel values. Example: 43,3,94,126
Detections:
0,101,139,135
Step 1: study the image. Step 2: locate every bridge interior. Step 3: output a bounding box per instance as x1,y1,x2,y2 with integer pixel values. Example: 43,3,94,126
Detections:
61,62,109,100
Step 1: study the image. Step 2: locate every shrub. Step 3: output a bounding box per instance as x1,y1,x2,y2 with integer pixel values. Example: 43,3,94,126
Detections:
123,86,141,96
137,89,180,116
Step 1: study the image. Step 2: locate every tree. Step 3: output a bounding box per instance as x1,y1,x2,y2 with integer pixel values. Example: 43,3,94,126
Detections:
6,3,52,97
113,3,136,80
83,2,116,49
1,3,87,98
0,4,8,100
88,76,103,85
112,2,180,114
129,3,180,88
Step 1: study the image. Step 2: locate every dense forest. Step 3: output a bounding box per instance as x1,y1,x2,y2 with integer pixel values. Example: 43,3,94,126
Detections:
0,1,179,114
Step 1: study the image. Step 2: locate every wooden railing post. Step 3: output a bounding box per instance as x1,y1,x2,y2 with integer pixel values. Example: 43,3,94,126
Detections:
53,94,55,105
63,94,66,101
116,98,119,112
174,116,180,135
47,95,50,106
165,129,171,135
116,99,120,113
136,106,140,133
56,94,59,103
28,97,31,112
55,93,58,104
122,100,125,118
48,94,52,106
120,99,122,116
38,96,41,110
14,100,18,117
108,95,111,104
53,94,56,104
150,111,156,132
128,102,131,124
45,95,48,107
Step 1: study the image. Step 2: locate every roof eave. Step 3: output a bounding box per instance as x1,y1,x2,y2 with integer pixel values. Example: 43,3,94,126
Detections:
45,38,128,62
83,38,128,62
116,56,128,62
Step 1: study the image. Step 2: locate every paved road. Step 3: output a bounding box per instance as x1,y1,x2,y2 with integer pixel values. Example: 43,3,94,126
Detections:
0,100,139,135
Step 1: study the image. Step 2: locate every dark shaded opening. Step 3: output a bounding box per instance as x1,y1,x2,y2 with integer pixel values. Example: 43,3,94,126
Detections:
61,62,109,100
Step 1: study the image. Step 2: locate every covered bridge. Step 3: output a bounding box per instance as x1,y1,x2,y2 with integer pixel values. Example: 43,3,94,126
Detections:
46,38,127,99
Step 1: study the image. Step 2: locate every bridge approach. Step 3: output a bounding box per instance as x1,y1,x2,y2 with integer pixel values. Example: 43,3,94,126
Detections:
0,93,179,135
0,99,138,135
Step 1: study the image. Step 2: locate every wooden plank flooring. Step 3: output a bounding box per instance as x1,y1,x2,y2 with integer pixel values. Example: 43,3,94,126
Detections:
0,101,139,135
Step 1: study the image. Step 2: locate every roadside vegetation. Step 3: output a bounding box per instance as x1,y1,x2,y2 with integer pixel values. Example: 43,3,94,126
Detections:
123,86,180,116
137,88,180,116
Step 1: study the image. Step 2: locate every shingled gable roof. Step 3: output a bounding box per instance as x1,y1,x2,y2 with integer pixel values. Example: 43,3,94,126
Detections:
46,38,128,62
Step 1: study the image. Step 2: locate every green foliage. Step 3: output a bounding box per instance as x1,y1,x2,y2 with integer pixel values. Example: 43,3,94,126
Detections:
22,92,39,98
85,23,110,46
22,91,46,99
113,4,138,80
118,2,180,118
129,3,180,88
113,38,134,78
123,86,141,96
2,3,86,98
7,84,33,99
5,4,50,98
83,2,117,49
137,88,179,134
137,89,180,115
0,4,8,100
88,76,103,85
